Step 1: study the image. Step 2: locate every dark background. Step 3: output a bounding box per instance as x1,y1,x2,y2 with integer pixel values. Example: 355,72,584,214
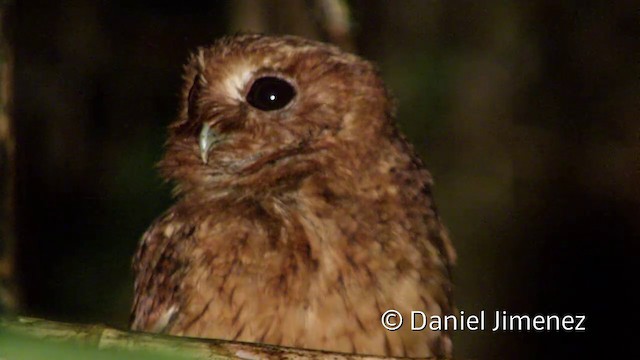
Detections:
4,1,639,359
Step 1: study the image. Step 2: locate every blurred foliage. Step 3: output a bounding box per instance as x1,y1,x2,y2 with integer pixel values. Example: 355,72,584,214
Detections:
3,0,638,359
0,3,16,315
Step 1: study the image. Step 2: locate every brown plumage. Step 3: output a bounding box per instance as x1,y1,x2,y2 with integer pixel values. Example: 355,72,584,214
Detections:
131,34,456,357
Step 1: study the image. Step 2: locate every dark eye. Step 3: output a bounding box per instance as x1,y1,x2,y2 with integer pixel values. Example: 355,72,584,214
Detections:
246,76,296,111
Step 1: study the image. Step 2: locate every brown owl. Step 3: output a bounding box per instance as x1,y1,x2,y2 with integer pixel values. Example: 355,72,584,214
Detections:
131,34,456,358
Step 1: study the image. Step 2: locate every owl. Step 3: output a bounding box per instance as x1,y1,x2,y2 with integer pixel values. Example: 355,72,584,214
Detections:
131,34,456,358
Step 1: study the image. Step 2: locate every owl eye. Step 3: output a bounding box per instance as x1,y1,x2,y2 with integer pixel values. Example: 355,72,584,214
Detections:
246,76,296,111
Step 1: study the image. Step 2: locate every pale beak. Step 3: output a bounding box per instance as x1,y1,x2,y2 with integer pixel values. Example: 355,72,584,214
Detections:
199,123,218,164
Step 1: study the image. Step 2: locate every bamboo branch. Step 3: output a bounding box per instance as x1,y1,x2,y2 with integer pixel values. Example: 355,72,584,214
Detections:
0,316,429,360
314,0,355,52
229,0,355,52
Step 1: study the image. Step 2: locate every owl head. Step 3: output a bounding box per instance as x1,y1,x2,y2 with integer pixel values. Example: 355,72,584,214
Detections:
160,34,395,199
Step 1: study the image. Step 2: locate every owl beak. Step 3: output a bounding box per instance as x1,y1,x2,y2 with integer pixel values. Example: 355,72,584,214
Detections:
199,123,218,164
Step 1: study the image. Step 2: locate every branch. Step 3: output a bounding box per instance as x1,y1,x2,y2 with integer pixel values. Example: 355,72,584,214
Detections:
0,316,428,360
314,0,355,52
229,0,355,52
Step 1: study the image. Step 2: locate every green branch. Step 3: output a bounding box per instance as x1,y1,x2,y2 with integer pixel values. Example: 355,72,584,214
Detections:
0,316,430,360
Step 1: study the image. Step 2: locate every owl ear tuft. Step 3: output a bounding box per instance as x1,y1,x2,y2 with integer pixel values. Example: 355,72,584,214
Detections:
187,74,205,121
